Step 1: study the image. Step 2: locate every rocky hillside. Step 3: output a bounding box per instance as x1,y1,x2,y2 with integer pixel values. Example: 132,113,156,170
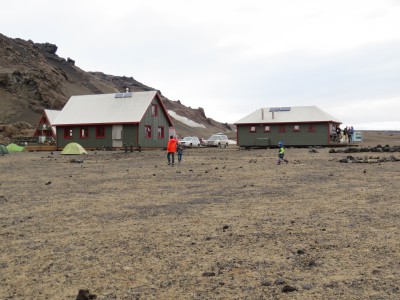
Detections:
0,33,235,143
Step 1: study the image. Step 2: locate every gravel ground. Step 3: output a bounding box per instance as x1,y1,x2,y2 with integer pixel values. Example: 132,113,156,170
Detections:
1,131,400,299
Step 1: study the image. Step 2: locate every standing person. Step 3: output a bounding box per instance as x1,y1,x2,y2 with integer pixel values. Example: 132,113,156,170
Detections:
348,126,354,143
176,141,184,164
277,141,289,165
167,135,177,166
343,126,348,143
335,126,342,143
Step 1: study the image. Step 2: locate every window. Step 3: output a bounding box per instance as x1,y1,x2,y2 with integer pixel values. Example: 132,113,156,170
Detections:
151,104,158,117
250,125,256,133
308,124,316,132
158,126,164,138
96,126,105,138
80,127,89,139
293,125,300,132
64,127,73,139
278,125,286,133
145,125,152,138
264,125,270,132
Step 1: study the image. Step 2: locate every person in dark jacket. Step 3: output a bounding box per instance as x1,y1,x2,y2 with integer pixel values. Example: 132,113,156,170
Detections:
335,126,342,143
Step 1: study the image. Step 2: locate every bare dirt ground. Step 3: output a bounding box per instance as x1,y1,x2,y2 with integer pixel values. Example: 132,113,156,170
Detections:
1,131,400,299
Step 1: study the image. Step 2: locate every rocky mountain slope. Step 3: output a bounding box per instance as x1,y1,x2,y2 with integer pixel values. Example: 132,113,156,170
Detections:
0,33,235,143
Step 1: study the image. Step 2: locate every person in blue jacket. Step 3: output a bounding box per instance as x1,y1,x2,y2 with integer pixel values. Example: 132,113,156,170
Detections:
277,141,289,165
176,141,184,163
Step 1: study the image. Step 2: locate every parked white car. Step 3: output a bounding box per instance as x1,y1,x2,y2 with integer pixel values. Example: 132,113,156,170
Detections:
205,134,229,148
180,136,201,147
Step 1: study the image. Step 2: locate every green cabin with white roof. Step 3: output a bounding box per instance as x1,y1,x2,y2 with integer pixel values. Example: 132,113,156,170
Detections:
53,91,174,149
234,106,342,147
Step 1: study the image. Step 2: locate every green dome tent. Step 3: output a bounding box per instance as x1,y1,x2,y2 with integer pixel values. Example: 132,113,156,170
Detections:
6,143,25,152
61,142,88,155
0,144,9,155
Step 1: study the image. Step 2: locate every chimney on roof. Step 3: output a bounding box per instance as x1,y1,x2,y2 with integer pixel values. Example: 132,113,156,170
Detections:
261,108,264,120
272,110,274,119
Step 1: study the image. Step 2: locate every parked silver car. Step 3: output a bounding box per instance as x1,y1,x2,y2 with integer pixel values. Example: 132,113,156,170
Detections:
180,136,201,147
205,134,229,148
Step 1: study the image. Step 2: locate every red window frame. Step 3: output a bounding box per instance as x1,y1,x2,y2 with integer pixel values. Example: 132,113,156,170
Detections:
264,125,270,132
80,126,89,139
96,126,105,138
278,125,286,133
157,126,164,138
64,127,73,139
293,125,300,132
151,104,158,117
308,124,316,132
249,125,257,133
145,125,152,138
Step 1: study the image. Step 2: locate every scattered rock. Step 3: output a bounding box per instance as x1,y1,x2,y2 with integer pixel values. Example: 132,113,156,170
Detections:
331,145,400,154
202,272,216,277
282,285,297,293
274,278,286,285
45,181,51,185
68,158,84,163
261,281,272,287
339,155,400,163
75,289,97,300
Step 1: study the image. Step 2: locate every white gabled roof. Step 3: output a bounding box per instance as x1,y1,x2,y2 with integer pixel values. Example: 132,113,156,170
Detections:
44,109,60,135
53,91,158,125
234,106,341,124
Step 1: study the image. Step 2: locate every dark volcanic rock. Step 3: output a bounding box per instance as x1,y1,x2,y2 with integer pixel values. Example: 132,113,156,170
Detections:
36,42,58,55
282,285,297,293
76,289,97,300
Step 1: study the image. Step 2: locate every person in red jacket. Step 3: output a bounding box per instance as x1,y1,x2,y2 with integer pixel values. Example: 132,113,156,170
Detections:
167,135,177,165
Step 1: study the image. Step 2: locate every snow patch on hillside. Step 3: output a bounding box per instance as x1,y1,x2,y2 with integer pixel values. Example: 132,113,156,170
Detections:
168,110,206,128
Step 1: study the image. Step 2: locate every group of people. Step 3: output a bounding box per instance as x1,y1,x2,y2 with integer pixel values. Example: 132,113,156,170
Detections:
331,125,355,143
166,136,183,166
167,135,289,166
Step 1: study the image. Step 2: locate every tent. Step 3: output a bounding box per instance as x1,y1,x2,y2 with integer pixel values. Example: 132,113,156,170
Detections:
61,142,87,155
6,143,25,152
0,144,9,155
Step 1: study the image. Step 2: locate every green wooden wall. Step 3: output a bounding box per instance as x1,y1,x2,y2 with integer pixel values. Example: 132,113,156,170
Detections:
56,126,113,149
56,96,171,149
137,97,170,148
237,123,331,147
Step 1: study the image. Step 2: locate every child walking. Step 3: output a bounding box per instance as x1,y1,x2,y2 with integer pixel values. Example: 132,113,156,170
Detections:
176,141,184,163
277,141,289,165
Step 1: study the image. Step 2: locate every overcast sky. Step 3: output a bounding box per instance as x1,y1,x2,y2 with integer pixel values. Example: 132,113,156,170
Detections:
2,0,400,130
